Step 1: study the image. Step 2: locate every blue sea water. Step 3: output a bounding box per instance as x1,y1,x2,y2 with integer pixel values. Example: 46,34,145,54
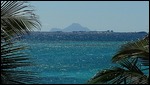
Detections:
20,40,128,84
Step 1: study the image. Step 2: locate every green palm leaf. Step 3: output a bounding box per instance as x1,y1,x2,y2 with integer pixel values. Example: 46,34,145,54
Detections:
1,1,41,38
1,1,41,84
87,67,125,84
87,58,148,84
1,37,37,84
112,38,149,66
88,35,149,84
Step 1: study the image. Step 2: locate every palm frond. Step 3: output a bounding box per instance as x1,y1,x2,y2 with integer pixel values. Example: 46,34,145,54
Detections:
87,67,126,84
88,34,149,84
112,38,149,66
87,58,148,84
1,1,40,84
1,1,41,38
1,37,37,84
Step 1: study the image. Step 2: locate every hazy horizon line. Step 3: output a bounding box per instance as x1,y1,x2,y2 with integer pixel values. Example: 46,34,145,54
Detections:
33,30,148,33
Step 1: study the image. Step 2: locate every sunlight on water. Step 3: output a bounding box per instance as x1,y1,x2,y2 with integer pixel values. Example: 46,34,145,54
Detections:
20,41,127,84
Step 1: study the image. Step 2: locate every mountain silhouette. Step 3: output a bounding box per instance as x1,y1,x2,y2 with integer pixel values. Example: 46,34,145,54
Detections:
63,23,90,32
50,23,90,32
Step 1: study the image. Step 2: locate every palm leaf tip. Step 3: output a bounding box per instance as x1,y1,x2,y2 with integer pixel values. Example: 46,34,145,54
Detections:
112,38,149,64
89,34,149,84
1,1,41,84
1,1,41,38
87,67,125,84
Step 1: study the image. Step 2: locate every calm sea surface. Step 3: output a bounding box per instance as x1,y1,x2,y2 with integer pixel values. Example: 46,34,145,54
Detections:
20,40,128,84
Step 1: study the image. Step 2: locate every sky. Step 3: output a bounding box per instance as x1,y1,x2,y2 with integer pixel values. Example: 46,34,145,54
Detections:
30,1,149,32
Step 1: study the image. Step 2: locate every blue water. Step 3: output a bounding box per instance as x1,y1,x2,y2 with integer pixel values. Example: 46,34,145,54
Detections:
20,40,128,84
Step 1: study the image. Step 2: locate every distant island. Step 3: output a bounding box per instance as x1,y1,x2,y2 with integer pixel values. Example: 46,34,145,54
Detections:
22,31,147,41
50,23,90,32
21,23,148,41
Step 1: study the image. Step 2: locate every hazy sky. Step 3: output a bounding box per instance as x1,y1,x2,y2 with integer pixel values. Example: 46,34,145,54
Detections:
30,1,149,32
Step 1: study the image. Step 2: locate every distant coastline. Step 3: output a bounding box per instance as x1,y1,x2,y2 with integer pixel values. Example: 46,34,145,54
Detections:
21,31,148,41
37,30,147,34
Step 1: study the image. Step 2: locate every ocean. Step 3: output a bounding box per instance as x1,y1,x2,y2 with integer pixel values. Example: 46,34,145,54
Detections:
20,40,127,84
19,32,147,84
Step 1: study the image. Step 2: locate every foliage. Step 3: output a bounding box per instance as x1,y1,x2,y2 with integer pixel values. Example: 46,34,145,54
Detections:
88,35,149,84
1,1,41,38
1,1,41,84
112,38,149,66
